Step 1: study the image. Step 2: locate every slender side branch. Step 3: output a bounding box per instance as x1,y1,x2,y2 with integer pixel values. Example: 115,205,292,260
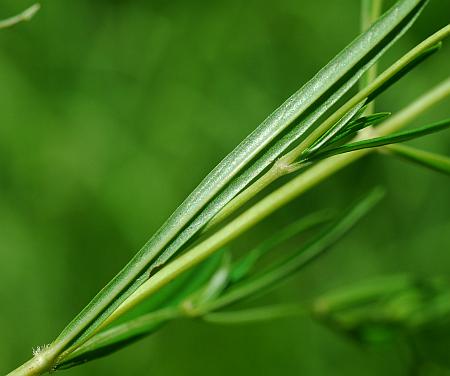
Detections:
360,0,384,114
202,305,307,325
0,4,40,29
6,347,58,376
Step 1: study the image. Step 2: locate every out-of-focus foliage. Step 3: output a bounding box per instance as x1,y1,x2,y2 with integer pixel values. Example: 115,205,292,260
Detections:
0,0,448,375
314,275,450,372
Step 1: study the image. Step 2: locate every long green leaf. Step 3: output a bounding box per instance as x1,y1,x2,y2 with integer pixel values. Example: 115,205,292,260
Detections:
230,210,332,283
190,251,232,306
325,112,391,146
303,102,366,158
307,118,450,161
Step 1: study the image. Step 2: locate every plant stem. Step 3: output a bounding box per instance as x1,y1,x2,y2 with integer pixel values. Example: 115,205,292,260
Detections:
204,158,303,231
202,305,307,325
361,0,383,35
360,0,383,114
6,347,58,376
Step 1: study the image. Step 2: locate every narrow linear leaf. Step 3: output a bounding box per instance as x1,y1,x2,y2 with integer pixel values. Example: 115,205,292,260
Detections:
359,0,383,115
308,118,450,161
193,251,232,305
328,112,392,146
305,110,391,158
230,210,333,283
384,144,450,176
304,101,366,157
345,112,392,133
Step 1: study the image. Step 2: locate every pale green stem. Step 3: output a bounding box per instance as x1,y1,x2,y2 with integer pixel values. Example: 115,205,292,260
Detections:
0,4,40,29
204,158,303,231
360,0,383,114
202,304,307,325
361,0,383,35
6,347,58,376
95,79,449,332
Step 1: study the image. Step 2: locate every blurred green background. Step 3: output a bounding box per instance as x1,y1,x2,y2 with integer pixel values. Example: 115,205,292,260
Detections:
0,0,449,375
